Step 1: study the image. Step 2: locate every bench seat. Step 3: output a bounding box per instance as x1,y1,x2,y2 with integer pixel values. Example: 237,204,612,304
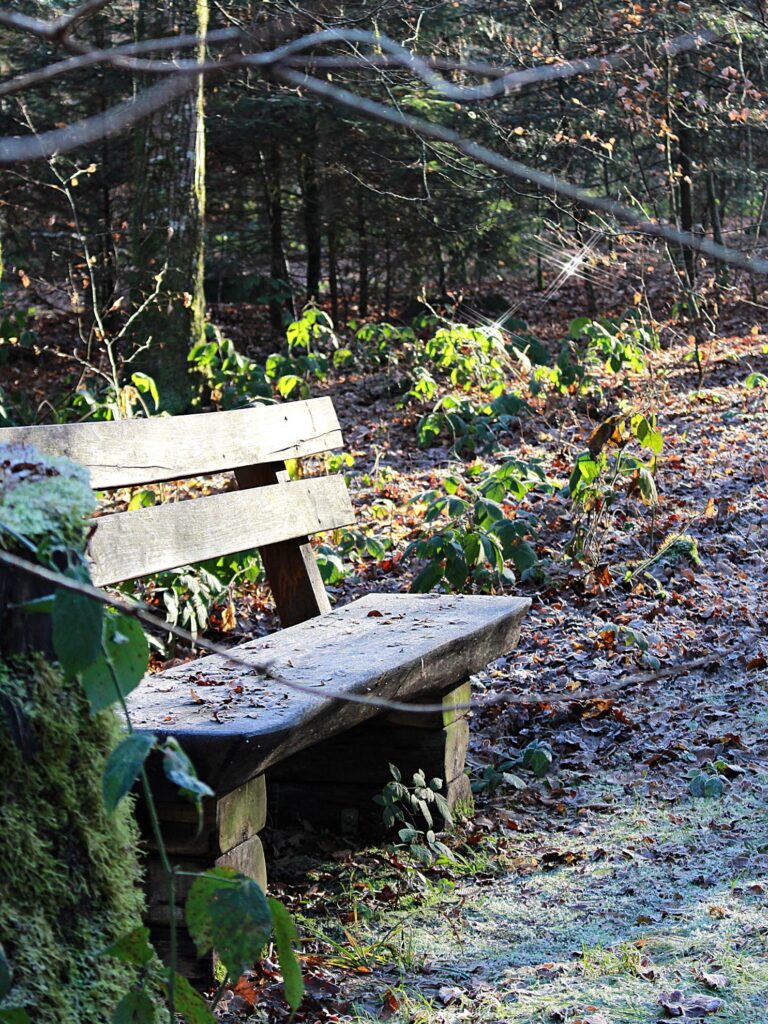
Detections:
131,592,530,796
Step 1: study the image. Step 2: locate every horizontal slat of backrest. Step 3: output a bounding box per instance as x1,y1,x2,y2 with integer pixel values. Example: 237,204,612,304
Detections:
89,476,355,586
0,398,342,488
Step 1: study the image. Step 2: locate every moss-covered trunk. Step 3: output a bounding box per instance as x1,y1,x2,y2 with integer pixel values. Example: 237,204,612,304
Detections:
0,444,145,1021
129,0,208,414
0,659,145,1022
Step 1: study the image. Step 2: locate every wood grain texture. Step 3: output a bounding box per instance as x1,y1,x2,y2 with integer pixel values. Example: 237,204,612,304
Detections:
88,475,355,585
236,462,331,627
0,397,342,488
128,592,531,796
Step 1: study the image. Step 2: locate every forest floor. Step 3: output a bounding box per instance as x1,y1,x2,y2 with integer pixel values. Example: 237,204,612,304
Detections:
204,287,768,1024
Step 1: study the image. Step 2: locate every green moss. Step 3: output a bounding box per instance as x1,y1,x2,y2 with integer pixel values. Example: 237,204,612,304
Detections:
0,656,144,1022
0,445,95,555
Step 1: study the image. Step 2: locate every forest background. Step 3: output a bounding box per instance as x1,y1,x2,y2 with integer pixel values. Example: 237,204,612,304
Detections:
1,0,766,422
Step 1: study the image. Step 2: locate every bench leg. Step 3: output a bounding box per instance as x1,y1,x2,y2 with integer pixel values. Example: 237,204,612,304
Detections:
267,681,475,835
142,774,268,983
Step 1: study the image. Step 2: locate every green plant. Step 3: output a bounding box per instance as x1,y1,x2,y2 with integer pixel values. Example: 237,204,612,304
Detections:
375,764,454,863
264,307,337,399
567,412,663,563
315,526,391,585
405,459,549,593
416,392,530,453
472,739,553,795
189,325,271,409
531,311,657,397
689,763,727,799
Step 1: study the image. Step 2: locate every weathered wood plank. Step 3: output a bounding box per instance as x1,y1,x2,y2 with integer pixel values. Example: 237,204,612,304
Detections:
217,775,267,852
216,835,267,892
0,397,342,488
88,475,355,585
236,463,331,626
128,593,531,796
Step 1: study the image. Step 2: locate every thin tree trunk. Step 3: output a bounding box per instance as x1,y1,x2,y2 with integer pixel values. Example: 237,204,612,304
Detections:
357,194,369,318
678,125,696,286
327,223,339,327
262,138,294,331
301,120,322,302
130,0,208,414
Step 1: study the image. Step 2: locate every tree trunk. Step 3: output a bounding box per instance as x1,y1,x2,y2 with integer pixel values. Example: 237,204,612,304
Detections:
129,0,208,414
357,194,369,318
262,138,294,332
678,124,696,286
327,222,339,327
301,120,322,302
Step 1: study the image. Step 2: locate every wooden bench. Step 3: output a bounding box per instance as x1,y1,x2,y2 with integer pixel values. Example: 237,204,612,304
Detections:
3,396,530,970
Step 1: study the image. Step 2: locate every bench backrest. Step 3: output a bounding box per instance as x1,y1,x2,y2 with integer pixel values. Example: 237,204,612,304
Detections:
2,397,354,626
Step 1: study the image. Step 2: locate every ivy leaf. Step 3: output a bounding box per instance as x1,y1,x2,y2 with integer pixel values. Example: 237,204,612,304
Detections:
81,614,149,714
52,587,103,677
171,974,215,1024
103,734,156,814
111,990,155,1023
267,898,304,1011
160,738,214,805
185,867,272,980
104,927,156,967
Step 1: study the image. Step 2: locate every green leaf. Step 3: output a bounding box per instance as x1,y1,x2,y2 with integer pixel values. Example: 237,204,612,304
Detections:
185,867,272,980
267,898,304,1010
521,740,553,778
171,974,215,1024
411,561,444,593
111,990,155,1024
81,614,149,713
104,927,156,967
509,540,537,574
102,734,156,814
161,738,214,805
0,1010,31,1023
0,942,12,998
52,587,103,677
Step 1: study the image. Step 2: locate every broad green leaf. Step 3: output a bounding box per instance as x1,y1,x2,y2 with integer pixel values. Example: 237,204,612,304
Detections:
104,927,156,967
102,734,156,813
81,614,149,713
161,738,214,804
171,974,215,1024
0,1010,30,1023
0,942,11,997
111,990,155,1024
267,898,304,1010
52,588,103,677
185,867,272,980
411,561,444,593
509,541,537,574
521,740,553,779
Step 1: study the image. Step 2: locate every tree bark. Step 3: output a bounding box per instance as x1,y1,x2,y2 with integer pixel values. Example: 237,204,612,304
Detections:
129,0,208,414
301,118,322,302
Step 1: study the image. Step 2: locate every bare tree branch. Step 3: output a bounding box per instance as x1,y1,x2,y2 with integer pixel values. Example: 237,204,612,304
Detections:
0,74,197,164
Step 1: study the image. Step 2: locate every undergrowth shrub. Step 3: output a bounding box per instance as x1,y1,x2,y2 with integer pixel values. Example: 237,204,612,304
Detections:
406,458,551,592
